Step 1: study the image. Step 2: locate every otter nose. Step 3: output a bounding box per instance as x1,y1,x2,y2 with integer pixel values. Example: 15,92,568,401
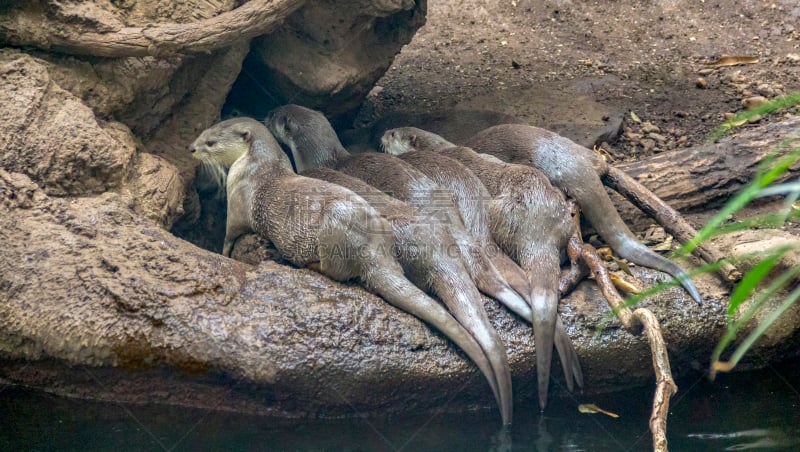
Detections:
188,143,196,153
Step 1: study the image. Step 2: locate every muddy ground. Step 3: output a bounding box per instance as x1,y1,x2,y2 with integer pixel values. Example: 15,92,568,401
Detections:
364,0,799,160
355,0,800,242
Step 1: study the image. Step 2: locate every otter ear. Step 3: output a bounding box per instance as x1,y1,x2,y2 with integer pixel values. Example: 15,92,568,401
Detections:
284,115,296,133
409,134,418,147
232,124,252,143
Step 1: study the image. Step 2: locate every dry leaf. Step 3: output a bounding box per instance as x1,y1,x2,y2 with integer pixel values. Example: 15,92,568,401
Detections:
610,273,641,294
630,111,641,123
593,145,613,162
651,235,674,251
579,403,619,418
597,247,613,260
706,55,759,67
725,117,749,129
612,256,632,275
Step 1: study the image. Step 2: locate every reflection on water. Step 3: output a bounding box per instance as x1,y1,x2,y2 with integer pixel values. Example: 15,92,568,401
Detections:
2,359,798,451
688,429,800,450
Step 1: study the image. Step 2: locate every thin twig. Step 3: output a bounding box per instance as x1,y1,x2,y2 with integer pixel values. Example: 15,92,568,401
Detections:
605,166,741,283
571,237,678,452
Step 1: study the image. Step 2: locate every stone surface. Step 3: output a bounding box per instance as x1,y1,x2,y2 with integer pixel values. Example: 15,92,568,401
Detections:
2,166,799,418
0,54,135,197
224,0,427,127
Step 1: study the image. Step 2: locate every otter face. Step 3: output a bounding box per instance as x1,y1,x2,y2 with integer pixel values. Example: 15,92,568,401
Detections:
381,127,455,155
380,128,420,155
266,104,342,172
265,109,298,152
379,128,413,155
189,119,254,168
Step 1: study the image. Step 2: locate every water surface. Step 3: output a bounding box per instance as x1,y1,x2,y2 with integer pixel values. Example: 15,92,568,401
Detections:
2,360,799,451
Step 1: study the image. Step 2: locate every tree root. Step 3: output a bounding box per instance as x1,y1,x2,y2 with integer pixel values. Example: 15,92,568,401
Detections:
0,0,306,58
605,166,741,283
568,236,677,452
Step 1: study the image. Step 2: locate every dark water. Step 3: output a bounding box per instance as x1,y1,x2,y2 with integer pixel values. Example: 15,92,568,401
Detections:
2,360,799,451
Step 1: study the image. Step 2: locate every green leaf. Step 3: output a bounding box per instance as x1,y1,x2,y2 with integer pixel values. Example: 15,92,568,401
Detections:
676,143,800,257
712,283,800,378
727,246,794,318
710,264,800,378
708,91,800,141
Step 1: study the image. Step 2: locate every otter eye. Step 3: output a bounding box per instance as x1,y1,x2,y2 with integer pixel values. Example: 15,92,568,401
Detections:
206,140,216,147
283,116,295,132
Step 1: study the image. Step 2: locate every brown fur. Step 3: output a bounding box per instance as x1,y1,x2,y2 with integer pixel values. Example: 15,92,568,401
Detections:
382,126,585,410
266,105,527,424
465,124,701,302
190,118,511,425
378,147,533,306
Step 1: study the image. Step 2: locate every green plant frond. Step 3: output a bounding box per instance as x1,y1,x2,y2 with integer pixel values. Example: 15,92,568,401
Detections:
704,211,799,237
677,144,800,257
711,282,800,379
710,265,800,378
594,242,799,336
593,260,726,335
756,181,800,198
708,92,800,141
727,245,796,319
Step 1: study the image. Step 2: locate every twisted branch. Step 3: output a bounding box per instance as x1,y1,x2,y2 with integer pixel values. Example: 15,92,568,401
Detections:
605,166,741,282
570,237,678,452
0,0,306,57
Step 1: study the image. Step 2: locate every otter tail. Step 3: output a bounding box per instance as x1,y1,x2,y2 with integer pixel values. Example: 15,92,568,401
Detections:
428,270,514,426
530,285,559,410
324,201,510,425
466,129,702,303
449,226,532,319
497,287,583,394
366,267,511,425
490,248,534,304
574,176,702,303
554,319,584,390
522,250,581,411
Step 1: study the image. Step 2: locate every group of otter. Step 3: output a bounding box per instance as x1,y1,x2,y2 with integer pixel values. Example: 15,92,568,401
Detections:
190,105,702,426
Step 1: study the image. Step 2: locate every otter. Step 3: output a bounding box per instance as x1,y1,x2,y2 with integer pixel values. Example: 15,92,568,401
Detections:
292,167,515,425
190,118,511,425
464,124,702,303
381,127,586,410
377,147,534,309
265,105,532,322
300,167,580,417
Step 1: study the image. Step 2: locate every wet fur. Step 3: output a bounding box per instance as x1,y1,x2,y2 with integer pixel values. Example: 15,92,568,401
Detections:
302,167,509,417
465,125,701,303
378,147,534,307
265,105,523,424
190,118,511,425
383,127,584,409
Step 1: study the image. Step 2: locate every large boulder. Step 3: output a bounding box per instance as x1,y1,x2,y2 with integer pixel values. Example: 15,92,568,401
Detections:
225,0,427,127
1,0,799,420
2,158,800,416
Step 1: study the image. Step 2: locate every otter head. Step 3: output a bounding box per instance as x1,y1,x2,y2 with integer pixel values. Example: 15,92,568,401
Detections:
380,127,455,155
266,104,343,172
191,117,293,191
190,118,263,194
190,118,259,169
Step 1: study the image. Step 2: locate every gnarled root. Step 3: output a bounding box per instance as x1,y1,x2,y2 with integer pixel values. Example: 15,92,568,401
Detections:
605,166,740,283
0,0,306,58
568,236,677,452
